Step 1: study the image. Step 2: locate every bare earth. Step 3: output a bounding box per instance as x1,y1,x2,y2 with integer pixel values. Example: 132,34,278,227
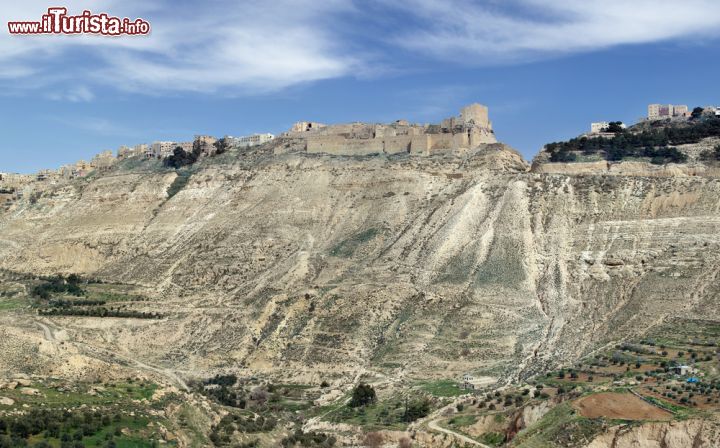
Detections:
574,392,672,421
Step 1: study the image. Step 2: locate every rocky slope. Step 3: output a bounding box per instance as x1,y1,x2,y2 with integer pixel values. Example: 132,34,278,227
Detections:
1,141,719,387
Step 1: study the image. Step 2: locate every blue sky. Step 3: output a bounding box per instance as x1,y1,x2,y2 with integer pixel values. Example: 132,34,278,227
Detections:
2,0,720,173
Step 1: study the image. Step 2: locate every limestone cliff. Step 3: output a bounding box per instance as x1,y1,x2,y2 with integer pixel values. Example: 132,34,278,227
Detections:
1,142,719,385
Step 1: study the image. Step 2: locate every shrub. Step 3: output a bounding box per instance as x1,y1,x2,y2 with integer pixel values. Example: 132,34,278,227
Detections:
349,384,376,408
403,398,431,422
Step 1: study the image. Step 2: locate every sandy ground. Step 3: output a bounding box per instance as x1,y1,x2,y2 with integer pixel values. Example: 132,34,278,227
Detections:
574,392,672,421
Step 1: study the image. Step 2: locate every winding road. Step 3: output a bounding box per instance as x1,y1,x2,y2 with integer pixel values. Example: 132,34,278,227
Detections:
427,418,489,447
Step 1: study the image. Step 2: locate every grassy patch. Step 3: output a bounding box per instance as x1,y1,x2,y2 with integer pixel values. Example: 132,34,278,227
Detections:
417,380,465,397
642,395,688,415
482,432,506,446
0,296,26,311
448,414,478,427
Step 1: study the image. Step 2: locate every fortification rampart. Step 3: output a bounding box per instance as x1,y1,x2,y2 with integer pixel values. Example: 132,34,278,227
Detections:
287,103,497,157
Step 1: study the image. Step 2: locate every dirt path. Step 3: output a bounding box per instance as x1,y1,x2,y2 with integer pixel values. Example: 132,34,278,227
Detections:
34,318,190,392
36,321,56,344
427,418,489,447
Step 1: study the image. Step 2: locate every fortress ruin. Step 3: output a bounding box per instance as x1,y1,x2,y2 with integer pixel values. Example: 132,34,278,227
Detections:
284,103,497,156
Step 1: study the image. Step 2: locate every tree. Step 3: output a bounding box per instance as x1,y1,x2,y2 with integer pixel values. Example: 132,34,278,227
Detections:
213,138,229,155
607,121,625,133
403,398,431,422
349,384,376,407
164,147,197,168
691,107,704,119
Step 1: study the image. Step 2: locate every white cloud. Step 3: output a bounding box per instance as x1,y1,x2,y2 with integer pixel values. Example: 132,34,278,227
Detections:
2,0,720,96
49,115,134,136
0,0,361,94
48,85,94,102
387,0,720,61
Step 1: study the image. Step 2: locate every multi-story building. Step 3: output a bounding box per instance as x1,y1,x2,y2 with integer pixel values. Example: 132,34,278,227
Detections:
133,144,148,157
673,105,689,116
648,104,689,120
178,142,194,153
227,133,275,148
150,141,176,158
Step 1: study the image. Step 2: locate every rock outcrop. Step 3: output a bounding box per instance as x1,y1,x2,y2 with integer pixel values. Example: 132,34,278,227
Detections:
1,142,719,384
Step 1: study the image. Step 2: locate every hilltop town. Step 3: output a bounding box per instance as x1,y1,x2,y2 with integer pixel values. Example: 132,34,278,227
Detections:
3,100,720,211
0,104,500,206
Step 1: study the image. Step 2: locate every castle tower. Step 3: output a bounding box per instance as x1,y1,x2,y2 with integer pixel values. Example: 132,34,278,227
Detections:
460,103,491,129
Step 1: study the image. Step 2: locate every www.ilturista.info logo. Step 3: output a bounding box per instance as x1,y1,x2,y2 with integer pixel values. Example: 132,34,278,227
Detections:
8,7,150,35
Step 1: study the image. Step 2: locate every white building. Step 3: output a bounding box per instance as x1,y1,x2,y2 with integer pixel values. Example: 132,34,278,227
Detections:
227,133,275,148
590,122,609,134
674,365,698,376
590,122,626,135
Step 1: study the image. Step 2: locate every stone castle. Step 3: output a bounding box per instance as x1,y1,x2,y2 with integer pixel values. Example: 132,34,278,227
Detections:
284,103,497,156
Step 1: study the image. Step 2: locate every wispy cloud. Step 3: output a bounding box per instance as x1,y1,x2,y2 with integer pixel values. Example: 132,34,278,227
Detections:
49,115,134,136
47,85,94,102
387,0,720,62
0,0,362,94
2,0,720,97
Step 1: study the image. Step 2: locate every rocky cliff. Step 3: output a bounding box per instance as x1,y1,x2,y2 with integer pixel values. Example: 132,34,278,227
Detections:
1,142,719,385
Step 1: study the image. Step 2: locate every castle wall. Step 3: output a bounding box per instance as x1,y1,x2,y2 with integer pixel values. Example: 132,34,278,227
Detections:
296,103,495,156
383,136,412,154
410,135,430,155
429,134,457,152
307,135,384,155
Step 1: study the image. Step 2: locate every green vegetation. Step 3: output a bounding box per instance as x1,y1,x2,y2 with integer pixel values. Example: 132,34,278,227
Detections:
329,228,379,257
447,414,477,427
0,296,25,311
280,430,336,447
0,380,168,447
31,275,85,300
28,276,159,320
545,118,720,164
209,414,276,445
643,395,686,414
38,307,162,319
481,432,505,446
0,408,160,448
349,383,377,407
418,379,465,397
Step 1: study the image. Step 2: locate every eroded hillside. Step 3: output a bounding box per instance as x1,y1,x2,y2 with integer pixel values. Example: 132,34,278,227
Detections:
1,142,719,391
